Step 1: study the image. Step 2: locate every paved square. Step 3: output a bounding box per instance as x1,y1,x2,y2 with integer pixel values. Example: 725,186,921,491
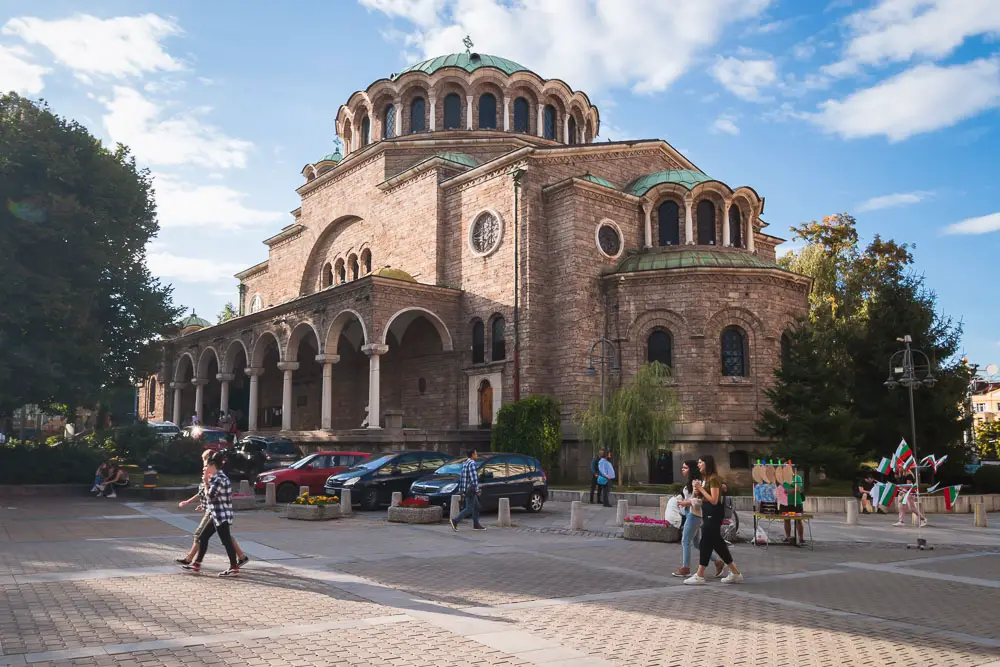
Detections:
1,499,998,666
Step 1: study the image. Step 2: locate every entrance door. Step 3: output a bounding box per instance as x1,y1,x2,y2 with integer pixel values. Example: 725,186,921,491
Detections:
648,449,673,484
478,380,493,427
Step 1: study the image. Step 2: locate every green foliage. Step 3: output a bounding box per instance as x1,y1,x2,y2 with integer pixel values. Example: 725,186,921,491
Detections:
0,93,182,419
490,395,562,474
0,441,107,484
147,437,203,475
579,362,678,486
974,420,1000,460
110,423,161,463
972,465,1000,493
217,302,237,324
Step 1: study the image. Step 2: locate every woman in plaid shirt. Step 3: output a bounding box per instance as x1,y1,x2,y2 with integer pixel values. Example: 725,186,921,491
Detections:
175,450,248,568
184,451,241,577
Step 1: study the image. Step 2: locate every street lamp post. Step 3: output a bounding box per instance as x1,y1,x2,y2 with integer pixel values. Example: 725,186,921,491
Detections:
585,338,620,416
883,334,937,550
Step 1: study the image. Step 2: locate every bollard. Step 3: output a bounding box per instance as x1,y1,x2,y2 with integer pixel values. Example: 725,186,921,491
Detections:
570,500,584,531
975,502,988,528
911,511,919,527
265,482,276,506
845,498,859,525
658,496,668,521
238,479,251,496
450,494,462,521
299,486,310,498
391,491,402,507
498,498,512,527
616,499,628,527
340,488,352,516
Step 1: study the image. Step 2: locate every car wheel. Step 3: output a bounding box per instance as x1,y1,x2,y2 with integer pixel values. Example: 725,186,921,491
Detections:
525,490,545,513
362,488,379,511
276,483,299,504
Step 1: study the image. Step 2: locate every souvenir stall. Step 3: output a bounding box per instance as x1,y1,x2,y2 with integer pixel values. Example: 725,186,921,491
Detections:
752,459,814,549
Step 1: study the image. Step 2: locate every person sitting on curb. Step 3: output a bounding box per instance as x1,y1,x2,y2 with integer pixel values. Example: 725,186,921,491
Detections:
98,463,129,498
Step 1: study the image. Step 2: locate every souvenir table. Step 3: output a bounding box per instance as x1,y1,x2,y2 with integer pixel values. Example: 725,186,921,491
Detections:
751,460,814,550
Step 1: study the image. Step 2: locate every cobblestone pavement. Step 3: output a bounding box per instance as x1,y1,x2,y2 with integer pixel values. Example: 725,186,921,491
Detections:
0,498,998,666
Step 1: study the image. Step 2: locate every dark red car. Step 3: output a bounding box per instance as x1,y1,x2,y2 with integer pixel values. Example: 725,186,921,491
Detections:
254,451,370,503
181,426,230,450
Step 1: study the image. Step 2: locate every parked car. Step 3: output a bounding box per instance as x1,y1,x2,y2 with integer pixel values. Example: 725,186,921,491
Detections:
234,436,303,474
324,450,451,510
147,421,180,442
255,451,371,502
410,453,548,513
181,426,229,449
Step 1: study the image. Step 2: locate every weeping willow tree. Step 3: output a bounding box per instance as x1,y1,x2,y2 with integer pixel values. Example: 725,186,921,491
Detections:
578,362,679,487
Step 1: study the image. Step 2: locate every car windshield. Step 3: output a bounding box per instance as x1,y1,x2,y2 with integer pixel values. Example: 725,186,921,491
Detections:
270,441,298,454
347,454,394,472
153,425,177,434
434,458,484,475
289,455,317,470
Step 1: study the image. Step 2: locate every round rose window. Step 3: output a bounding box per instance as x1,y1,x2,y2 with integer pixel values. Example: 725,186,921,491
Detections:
470,211,502,256
597,223,622,258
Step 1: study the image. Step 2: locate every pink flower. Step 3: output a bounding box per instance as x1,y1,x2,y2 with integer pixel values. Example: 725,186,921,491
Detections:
624,515,672,526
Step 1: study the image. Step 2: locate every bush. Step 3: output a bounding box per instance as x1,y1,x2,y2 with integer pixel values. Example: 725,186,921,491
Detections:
0,441,107,484
491,395,562,475
147,437,203,475
973,465,1000,494
111,423,161,463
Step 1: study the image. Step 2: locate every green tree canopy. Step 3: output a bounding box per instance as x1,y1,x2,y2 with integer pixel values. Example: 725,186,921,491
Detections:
217,302,237,324
974,420,1000,460
0,94,181,418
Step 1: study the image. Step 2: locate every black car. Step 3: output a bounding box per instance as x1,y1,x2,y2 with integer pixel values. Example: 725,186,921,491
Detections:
231,436,302,477
410,453,548,513
323,450,451,510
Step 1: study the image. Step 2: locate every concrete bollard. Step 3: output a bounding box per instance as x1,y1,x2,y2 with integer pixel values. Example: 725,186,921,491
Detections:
265,482,276,506
238,479,251,496
659,495,668,521
911,511,919,527
975,502,988,528
570,500,584,530
340,488,352,516
616,499,629,527
391,491,402,507
498,497,512,527
450,494,462,521
845,498,859,525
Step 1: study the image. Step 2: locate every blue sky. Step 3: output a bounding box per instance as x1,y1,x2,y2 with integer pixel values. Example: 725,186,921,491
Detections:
1,0,998,369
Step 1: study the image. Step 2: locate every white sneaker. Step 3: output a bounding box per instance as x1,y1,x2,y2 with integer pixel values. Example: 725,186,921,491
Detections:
721,572,744,584
892,521,904,527
683,574,706,586
919,520,928,527
107,491,117,498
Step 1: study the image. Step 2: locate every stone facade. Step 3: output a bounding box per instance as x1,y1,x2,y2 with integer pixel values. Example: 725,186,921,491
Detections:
138,51,810,483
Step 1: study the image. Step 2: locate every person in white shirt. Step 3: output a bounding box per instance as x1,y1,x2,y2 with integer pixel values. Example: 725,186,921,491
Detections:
597,452,616,507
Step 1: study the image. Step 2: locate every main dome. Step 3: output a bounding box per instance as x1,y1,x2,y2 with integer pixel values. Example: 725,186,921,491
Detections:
397,53,529,77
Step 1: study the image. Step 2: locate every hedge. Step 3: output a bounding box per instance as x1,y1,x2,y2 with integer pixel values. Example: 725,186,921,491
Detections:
490,395,562,475
0,441,107,484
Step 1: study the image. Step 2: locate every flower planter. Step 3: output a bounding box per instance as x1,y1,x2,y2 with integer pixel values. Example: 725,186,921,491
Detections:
623,522,680,543
286,503,340,521
387,505,443,524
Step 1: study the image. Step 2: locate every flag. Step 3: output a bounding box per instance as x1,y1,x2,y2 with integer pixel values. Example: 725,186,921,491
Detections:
879,483,898,508
894,439,914,472
876,457,892,475
933,455,948,472
919,455,936,468
943,485,961,511
927,482,941,494
870,482,883,506
899,484,915,506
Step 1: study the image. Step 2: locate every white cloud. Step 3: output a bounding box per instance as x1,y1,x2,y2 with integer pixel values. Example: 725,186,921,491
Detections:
2,13,182,81
857,190,934,212
0,44,49,94
146,249,244,284
809,58,1000,141
712,56,778,101
102,86,253,169
826,0,1000,77
944,212,1000,235
711,116,740,135
152,173,283,231
363,0,773,93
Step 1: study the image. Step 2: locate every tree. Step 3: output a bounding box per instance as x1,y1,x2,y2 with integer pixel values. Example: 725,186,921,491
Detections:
217,302,237,324
491,395,562,475
579,362,678,486
0,94,181,420
974,420,1000,460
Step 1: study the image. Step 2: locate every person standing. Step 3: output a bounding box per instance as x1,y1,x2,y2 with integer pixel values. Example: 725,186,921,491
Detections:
191,412,200,427
684,455,744,585
672,460,723,578
782,470,806,546
589,449,605,504
184,451,240,576
893,472,927,527
450,449,485,532
598,451,616,507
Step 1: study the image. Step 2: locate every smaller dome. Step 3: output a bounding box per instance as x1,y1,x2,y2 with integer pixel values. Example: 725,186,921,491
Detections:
625,170,712,197
178,311,211,334
579,172,616,190
397,52,529,77
436,152,478,168
372,267,417,282
611,247,780,274
320,149,342,163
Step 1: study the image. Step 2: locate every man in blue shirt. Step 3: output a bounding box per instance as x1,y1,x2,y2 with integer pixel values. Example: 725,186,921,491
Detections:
450,449,485,531
589,449,605,504
598,451,616,507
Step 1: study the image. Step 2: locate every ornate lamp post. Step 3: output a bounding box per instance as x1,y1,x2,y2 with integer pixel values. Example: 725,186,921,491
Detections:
883,335,937,549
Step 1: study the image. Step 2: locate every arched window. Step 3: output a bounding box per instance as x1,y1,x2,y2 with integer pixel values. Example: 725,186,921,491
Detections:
472,320,485,364
730,205,742,248
383,104,396,139
543,105,557,140
361,249,372,275
349,255,359,281
491,317,506,361
250,293,263,313
513,97,530,132
410,97,426,133
443,93,461,129
147,378,157,414
360,116,370,146
567,116,577,144
479,93,497,129
721,326,749,377
647,330,673,368
335,259,346,284
697,200,716,245
322,263,334,288
780,331,792,365
657,201,680,246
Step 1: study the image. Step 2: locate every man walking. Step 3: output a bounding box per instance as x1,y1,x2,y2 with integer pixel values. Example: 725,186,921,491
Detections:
589,449,605,504
184,451,241,577
450,449,485,531
598,451,616,507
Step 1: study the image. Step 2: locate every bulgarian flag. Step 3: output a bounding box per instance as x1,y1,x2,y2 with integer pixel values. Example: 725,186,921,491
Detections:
894,439,915,472
933,455,948,472
943,485,962,511
899,484,915,506
919,454,936,468
878,482,898,508
876,457,892,475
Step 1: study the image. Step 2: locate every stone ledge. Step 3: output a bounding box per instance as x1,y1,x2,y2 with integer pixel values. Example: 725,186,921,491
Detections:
286,503,341,521
623,522,680,543
387,505,444,524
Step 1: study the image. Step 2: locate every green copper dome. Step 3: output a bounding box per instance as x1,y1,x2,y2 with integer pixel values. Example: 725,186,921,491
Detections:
320,150,342,163
579,172,616,190
178,312,211,330
436,152,478,168
625,170,712,197
611,247,780,274
397,53,529,77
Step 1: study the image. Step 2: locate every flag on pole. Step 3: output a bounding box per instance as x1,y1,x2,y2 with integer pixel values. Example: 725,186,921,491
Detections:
894,439,914,472
919,454,936,468
927,482,941,494
932,455,948,472
943,485,961,511
879,482,898,508
876,457,892,475
899,484,915,506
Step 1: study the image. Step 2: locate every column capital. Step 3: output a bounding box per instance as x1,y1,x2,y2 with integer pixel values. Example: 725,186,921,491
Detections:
244,367,265,378
641,199,653,215
362,343,389,357
191,378,209,387
276,361,300,372
169,382,186,390
216,373,235,382
315,354,341,364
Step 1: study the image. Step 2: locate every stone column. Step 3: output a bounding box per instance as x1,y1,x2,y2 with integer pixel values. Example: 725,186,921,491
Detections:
503,97,510,131
466,95,473,130
217,373,235,416
245,367,264,431
642,201,653,248
394,97,402,136
428,95,436,131
362,344,389,429
170,383,183,425
537,105,545,137
315,354,340,430
192,378,208,424
747,212,756,252
562,114,569,143
722,201,731,247
276,361,299,431
684,198,694,245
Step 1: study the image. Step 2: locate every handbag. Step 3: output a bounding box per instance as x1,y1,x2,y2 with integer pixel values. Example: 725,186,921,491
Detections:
597,475,608,486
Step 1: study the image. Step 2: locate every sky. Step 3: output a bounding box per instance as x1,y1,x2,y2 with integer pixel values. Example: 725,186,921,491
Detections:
1,0,999,370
